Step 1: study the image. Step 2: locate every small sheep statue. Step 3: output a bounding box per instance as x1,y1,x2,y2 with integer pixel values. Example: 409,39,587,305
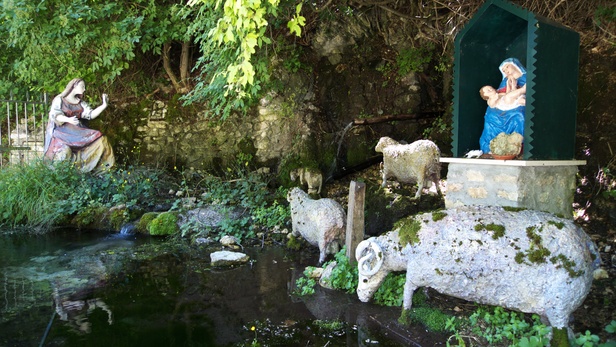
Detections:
290,167,323,195
356,205,601,332
374,137,441,199
287,187,346,264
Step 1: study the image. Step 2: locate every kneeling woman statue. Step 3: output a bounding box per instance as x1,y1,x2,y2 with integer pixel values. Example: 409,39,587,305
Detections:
43,78,115,173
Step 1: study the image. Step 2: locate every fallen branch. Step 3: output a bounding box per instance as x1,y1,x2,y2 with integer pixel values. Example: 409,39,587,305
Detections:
353,111,442,125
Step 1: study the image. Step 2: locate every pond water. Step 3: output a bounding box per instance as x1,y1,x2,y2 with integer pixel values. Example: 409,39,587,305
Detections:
0,229,446,347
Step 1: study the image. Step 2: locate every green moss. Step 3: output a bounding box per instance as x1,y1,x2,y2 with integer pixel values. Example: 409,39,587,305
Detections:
136,212,159,234
515,252,526,264
431,210,447,222
551,327,569,347
550,254,583,278
475,222,506,239
502,206,526,212
286,234,302,251
396,217,421,247
401,307,452,333
547,220,565,229
526,226,542,245
109,208,128,230
527,247,551,264
148,212,179,236
73,205,109,228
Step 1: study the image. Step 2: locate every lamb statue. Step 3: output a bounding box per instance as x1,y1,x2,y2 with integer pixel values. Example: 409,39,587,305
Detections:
374,137,441,199
356,205,601,332
290,167,323,195
287,187,345,264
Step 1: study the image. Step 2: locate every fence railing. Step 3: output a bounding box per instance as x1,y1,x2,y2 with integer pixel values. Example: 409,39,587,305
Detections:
0,93,49,167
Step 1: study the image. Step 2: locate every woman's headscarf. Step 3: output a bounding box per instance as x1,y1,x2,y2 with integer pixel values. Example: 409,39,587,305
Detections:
498,58,526,90
59,78,84,98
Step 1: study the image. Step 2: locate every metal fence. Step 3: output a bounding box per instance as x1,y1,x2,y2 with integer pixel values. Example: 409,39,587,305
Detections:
0,93,49,167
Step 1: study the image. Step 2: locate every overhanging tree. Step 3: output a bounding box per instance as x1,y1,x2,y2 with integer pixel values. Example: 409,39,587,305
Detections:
0,0,191,95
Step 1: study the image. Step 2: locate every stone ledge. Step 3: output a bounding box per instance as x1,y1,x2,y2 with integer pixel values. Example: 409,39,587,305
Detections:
440,157,586,167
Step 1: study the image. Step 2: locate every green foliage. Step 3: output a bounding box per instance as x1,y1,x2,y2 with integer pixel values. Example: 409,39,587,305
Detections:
0,160,163,232
0,160,79,229
396,44,434,75
0,0,189,94
321,247,359,294
287,3,306,37
575,330,601,347
184,154,289,242
294,267,318,296
184,0,306,120
594,5,616,26
373,272,405,306
606,320,616,334
313,319,345,332
148,212,179,236
465,306,550,346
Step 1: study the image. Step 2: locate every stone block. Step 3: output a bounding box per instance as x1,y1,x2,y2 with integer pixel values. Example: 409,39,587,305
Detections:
441,158,585,216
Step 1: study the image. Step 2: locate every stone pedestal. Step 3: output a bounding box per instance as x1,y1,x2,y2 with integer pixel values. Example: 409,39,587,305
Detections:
441,158,586,216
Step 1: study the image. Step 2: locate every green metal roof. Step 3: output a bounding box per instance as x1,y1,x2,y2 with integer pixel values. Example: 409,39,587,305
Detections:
451,0,580,160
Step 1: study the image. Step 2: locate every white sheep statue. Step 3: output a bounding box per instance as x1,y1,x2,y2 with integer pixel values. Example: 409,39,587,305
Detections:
374,137,441,198
290,167,323,195
287,187,346,264
356,205,601,331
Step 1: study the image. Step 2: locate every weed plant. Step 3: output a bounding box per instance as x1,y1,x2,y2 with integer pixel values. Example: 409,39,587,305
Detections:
0,160,79,229
177,154,290,242
0,160,163,232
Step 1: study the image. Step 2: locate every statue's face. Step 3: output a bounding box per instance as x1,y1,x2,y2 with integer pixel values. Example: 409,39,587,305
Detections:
502,63,522,79
72,81,86,99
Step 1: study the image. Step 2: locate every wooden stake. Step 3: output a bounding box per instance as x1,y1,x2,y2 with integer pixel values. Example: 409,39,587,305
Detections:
346,181,365,265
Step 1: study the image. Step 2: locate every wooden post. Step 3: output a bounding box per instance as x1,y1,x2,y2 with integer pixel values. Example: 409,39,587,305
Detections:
346,181,365,265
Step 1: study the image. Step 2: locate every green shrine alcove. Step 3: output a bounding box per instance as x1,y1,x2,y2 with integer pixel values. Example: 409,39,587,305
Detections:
451,0,580,160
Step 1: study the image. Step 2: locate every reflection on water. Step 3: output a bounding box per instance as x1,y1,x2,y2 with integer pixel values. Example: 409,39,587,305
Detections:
0,229,443,347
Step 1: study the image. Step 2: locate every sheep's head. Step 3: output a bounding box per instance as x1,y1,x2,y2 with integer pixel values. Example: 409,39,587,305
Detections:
289,169,299,181
375,136,399,153
356,239,389,302
287,187,305,203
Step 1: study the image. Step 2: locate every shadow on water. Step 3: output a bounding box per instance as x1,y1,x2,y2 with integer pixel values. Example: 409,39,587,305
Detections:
0,229,446,346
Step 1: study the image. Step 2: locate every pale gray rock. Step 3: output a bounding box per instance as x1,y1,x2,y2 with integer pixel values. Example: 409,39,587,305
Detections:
356,205,601,329
210,251,249,267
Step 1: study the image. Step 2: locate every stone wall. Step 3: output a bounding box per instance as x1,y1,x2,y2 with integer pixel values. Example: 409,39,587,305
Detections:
132,96,314,173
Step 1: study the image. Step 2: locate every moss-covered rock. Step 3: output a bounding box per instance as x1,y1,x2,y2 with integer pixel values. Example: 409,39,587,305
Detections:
136,212,160,234
148,212,179,236
73,205,110,229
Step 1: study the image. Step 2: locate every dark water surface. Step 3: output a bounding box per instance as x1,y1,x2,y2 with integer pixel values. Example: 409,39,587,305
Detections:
1,229,445,346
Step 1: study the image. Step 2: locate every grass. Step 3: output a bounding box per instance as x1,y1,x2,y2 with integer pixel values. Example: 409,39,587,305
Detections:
0,160,164,232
